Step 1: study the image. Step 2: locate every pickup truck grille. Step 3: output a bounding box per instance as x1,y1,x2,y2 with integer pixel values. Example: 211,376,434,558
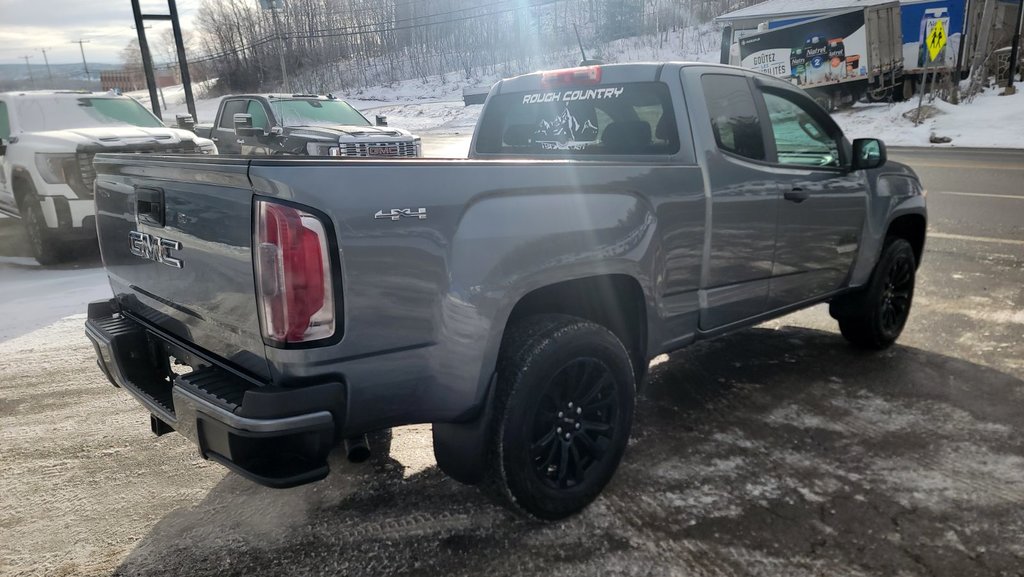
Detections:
74,142,198,199
335,141,418,157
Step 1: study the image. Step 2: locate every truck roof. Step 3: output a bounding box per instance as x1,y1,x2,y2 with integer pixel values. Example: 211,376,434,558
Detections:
0,90,129,100
497,61,786,93
227,93,339,101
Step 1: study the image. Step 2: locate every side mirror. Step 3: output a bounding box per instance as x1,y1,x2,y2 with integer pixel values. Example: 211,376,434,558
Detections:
0,139,6,156
175,114,195,132
233,113,261,137
375,114,388,127
851,138,887,171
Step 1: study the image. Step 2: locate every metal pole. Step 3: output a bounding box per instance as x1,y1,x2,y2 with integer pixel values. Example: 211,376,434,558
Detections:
168,0,198,121
952,0,973,102
72,40,91,82
271,7,289,91
915,57,933,125
131,0,162,119
1005,0,1024,93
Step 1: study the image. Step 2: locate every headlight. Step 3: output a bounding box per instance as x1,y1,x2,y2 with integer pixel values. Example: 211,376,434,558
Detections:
413,138,422,157
306,142,337,156
35,153,75,184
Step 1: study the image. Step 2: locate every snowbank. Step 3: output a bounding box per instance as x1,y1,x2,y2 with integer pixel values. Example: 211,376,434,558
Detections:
833,82,1024,148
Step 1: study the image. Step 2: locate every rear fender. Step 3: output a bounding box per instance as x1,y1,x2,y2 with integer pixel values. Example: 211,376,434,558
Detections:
447,189,657,418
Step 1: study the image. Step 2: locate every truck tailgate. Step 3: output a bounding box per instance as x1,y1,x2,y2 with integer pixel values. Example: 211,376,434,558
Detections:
93,155,270,381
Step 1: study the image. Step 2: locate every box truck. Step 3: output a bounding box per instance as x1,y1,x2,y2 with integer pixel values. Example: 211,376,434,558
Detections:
731,3,904,108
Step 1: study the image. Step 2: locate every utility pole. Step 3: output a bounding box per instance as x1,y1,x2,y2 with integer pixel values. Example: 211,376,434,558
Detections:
21,56,34,87
1004,0,1024,95
39,48,54,87
271,5,290,91
71,39,92,82
259,0,289,91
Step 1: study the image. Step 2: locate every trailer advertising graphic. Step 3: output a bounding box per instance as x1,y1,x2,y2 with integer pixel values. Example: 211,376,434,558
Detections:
739,10,868,88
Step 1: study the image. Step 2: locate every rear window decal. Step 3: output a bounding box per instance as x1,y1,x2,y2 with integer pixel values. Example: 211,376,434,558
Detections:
533,104,599,149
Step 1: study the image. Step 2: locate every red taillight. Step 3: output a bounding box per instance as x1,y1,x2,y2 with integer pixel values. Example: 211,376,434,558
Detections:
540,66,602,88
255,199,335,344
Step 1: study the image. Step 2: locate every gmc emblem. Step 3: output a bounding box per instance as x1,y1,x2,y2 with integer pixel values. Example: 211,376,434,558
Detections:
129,231,183,269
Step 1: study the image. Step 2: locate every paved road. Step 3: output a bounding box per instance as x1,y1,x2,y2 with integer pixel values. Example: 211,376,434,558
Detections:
0,146,1021,576
889,147,1024,242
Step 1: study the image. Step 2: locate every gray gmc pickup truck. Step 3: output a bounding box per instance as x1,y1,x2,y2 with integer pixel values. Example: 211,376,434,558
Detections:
86,63,926,520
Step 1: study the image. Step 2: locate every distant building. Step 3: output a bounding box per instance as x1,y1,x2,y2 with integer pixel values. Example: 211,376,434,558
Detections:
100,68,179,91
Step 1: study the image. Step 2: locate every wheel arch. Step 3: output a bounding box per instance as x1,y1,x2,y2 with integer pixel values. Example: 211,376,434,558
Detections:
500,274,649,383
886,213,926,268
11,166,36,207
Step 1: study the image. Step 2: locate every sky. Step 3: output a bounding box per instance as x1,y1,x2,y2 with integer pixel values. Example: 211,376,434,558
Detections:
0,0,200,65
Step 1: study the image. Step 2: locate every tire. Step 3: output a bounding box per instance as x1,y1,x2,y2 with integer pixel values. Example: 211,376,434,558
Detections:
484,314,635,520
831,238,916,350
22,195,66,266
867,87,893,103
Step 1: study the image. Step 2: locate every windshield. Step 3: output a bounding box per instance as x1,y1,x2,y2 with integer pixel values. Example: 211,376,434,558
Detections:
15,97,164,131
269,99,370,127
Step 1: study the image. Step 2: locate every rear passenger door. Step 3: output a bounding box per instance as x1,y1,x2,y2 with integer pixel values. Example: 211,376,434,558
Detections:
212,98,246,154
687,71,780,331
754,85,866,308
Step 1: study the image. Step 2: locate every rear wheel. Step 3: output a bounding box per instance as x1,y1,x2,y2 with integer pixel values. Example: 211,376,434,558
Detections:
22,196,66,266
485,315,635,520
831,238,916,349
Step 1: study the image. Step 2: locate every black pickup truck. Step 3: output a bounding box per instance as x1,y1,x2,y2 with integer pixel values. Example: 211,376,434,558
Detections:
86,63,926,520
193,93,422,157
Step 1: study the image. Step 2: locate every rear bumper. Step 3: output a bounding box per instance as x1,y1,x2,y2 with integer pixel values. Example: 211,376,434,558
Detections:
85,299,344,488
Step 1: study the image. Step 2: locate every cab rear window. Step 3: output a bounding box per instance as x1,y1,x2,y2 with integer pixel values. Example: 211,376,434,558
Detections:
475,82,679,156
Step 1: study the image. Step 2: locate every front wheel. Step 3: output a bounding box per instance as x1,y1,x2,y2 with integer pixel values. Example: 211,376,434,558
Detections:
485,315,635,520
831,238,917,349
22,196,66,266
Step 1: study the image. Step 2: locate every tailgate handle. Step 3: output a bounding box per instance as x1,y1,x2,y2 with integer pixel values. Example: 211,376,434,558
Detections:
136,186,165,227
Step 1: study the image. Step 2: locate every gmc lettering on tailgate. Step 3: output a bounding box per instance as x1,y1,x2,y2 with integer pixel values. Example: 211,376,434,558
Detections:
129,231,183,269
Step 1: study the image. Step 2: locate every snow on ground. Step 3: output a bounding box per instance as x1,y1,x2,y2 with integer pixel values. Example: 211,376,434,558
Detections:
0,256,110,342
829,81,1024,148
127,79,221,124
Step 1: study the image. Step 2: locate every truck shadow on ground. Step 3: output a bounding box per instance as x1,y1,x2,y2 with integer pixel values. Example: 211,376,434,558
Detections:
114,326,1024,577
0,216,101,267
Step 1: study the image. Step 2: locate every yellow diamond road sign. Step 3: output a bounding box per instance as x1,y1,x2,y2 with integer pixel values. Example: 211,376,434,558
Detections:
927,20,947,62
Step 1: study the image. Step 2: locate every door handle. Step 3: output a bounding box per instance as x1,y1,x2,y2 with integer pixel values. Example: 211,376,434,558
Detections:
784,188,810,203
135,186,165,227
211,137,218,142
236,139,245,144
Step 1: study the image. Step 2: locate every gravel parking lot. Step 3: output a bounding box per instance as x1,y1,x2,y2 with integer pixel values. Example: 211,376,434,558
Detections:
1,148,1022,576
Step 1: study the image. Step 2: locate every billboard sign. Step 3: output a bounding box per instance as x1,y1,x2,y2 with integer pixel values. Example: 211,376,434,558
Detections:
739,10,868,88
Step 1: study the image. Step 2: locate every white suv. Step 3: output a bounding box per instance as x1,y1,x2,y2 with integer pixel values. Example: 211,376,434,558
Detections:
0,91,216,264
